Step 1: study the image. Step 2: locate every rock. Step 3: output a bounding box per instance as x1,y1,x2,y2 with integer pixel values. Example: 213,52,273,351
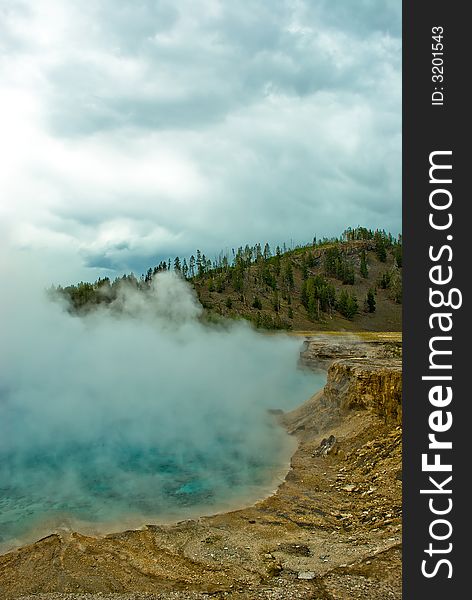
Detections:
299,334,402,371
297,571,316,580
324,359,402,426
313,435,337,457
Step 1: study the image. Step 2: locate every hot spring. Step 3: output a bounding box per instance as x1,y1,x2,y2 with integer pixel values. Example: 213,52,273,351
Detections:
0,272,326,551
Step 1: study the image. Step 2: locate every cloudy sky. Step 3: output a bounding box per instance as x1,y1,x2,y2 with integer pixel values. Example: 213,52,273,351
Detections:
0,0,401,283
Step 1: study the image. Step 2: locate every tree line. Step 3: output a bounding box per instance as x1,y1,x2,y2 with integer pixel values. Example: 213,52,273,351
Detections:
52,226,402,326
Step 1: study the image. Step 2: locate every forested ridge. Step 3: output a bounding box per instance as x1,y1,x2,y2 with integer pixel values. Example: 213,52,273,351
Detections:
53,226,402,332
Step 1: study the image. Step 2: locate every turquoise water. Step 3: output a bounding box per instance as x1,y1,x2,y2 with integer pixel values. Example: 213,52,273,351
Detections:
0,366,325,549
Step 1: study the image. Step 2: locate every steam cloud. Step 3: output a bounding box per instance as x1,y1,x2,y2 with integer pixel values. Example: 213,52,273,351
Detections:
0,270,324,549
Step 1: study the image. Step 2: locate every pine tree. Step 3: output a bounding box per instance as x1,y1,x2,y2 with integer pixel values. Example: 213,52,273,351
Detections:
263,242,271,260
379,271,392,289
374,233,387,262
301,257,308,280
252,296,262,310
283,262,294,290
366,288,376,312
196,250,202,276
274,247,281,276
189,255,195,278
182,258,189,279
272,290,280,313
393,243,403,268
338,290,358,320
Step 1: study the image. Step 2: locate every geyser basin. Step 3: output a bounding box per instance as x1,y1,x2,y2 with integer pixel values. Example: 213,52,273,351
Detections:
0,369,324,549
0,273,326,550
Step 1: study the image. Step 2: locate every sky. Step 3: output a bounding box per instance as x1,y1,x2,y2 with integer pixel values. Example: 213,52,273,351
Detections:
0,0,401,283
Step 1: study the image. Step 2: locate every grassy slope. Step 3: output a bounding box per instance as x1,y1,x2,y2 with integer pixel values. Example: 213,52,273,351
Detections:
193,241,402,332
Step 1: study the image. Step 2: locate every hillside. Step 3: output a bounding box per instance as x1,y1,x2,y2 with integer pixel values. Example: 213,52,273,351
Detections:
194,240,401,332
55,228,402,332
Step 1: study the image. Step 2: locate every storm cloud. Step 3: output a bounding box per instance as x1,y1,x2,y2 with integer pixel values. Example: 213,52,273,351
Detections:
0,0,401,281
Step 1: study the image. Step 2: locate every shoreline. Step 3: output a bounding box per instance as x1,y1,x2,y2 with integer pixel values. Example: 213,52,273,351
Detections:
0,335,403,600
0,417,299,557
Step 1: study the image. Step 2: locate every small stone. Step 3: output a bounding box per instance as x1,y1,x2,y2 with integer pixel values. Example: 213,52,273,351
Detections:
298,571,316,580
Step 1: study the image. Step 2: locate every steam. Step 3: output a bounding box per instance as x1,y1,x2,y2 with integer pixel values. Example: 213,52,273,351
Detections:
0,271,324,548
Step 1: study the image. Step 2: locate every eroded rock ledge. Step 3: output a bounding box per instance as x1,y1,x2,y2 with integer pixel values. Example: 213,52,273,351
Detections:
299,333,402,371
0,335,402,600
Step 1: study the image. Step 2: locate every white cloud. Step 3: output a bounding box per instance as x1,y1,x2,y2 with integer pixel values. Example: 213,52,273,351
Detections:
0,0,401,282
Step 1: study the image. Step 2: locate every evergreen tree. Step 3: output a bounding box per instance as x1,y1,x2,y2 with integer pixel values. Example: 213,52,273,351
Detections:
182,258,189,279
254,243,262,263
337,290,358,320
301,275,335,320
272,290,280,313
232,266,244,292
263,242,271,260
274,246,282,275
201,254,207,275
196,250,202,277
252,296,262,310
216,276,225,293
283,262,295,290
393,243,403,268
301,257,308,280
374,233,387,262
262,265,277,290
366,288,376,312
341,262,355,285
189,255,196,278
379,271,392,289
